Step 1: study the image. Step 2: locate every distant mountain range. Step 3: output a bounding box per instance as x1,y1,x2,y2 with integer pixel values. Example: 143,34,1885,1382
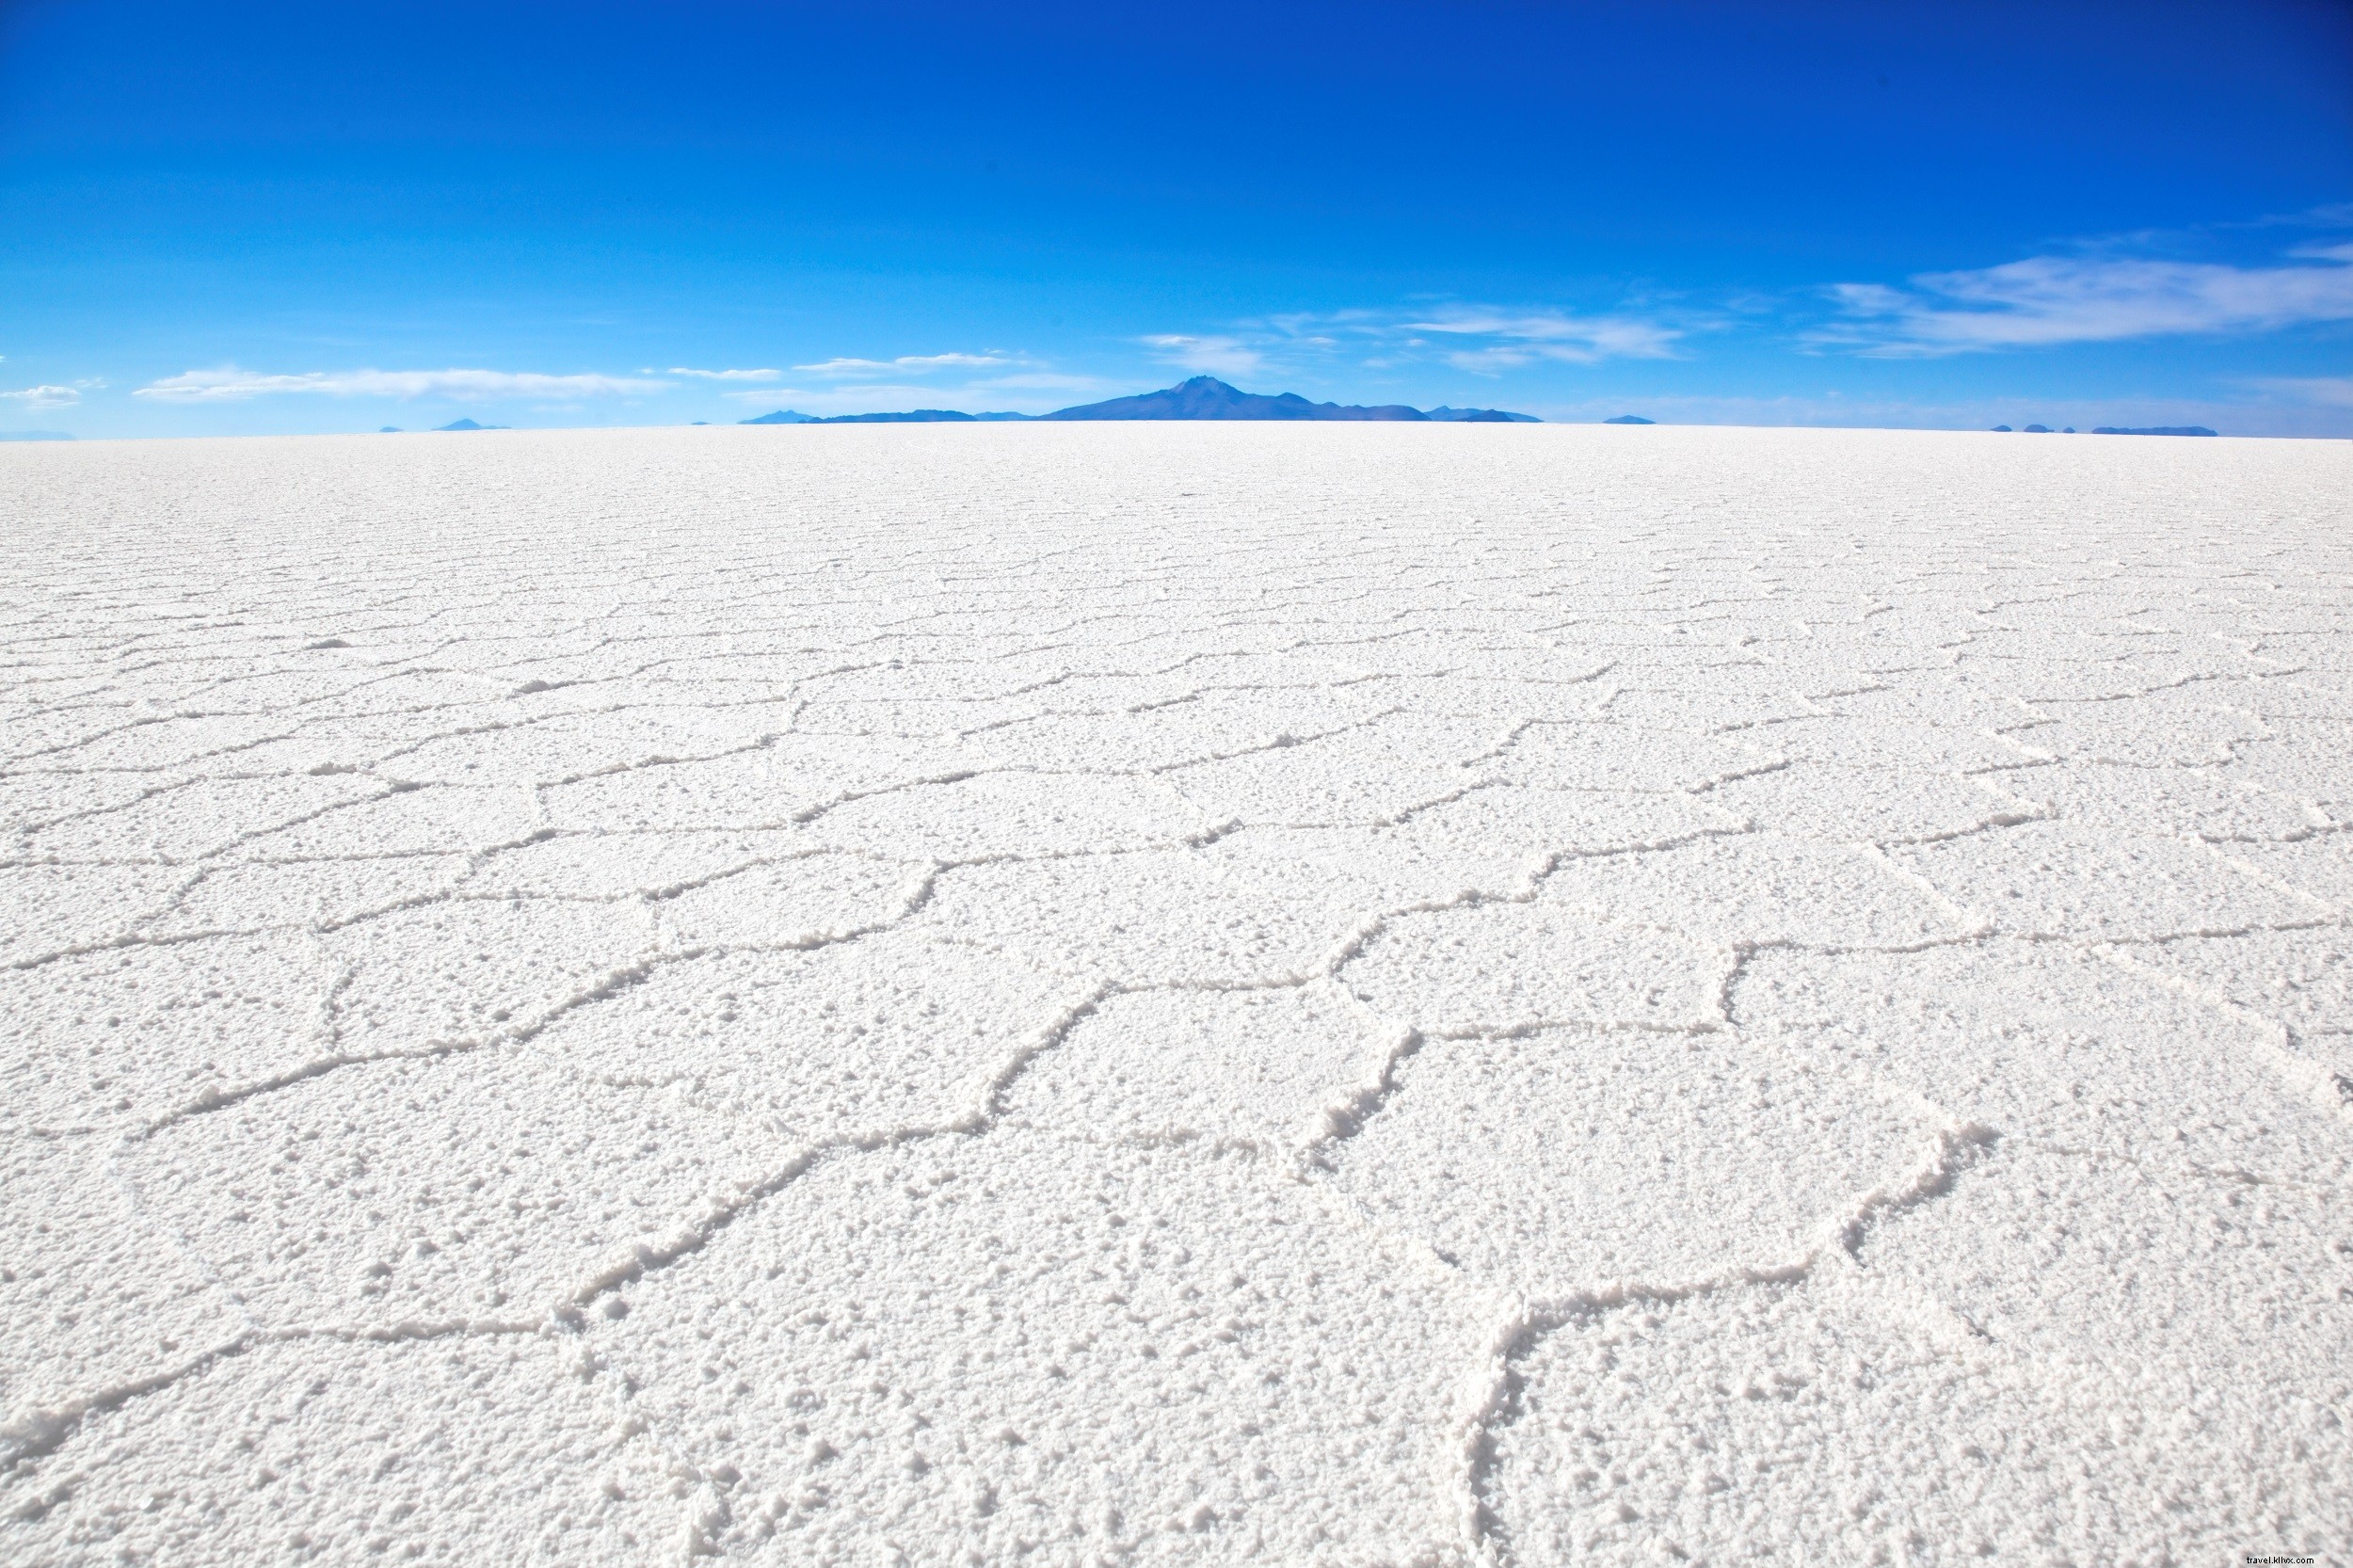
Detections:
739,377,1539,426
436,418,507,431
1992,424,2220,437
1040,376,1428,421
1602,414,1654,424
1427,407,1540,423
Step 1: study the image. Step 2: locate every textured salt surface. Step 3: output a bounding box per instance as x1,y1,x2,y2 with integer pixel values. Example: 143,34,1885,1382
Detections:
3,424,2349,1564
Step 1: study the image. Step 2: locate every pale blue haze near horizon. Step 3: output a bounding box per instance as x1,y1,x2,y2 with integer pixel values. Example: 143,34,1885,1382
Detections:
2,0,2350,439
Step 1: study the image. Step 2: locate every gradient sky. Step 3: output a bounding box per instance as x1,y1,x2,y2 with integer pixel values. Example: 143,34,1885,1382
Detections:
5,0,2351,438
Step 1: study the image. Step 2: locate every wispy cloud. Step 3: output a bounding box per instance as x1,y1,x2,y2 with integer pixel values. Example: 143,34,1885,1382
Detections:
722,368,1112,416
2,384,83,410
134,367,670,402
657,366,783,381
1144,307,1686,383
1403,311,1686,368
2249,375,2353,408
726,383,942,408
1140,335,1264,377
792,353,1011,379
1823,244,2353,356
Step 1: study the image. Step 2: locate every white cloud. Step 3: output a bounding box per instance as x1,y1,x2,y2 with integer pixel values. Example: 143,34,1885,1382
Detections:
793,354,1010,379
1167,307,1687,380
1436,347,1538,374
659,366,784,381
134,367,670,402
1826,244,2353,355
1403,311,1685,366
1140,335,1264,377
721,367,1111,416
2,384,81,410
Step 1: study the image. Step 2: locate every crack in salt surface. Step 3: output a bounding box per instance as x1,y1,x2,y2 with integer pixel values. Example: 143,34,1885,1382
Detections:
1450,1120,2002,1559
5,425,2351,1563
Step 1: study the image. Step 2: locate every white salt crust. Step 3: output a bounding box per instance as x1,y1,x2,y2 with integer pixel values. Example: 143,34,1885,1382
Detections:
2,423,2349,1564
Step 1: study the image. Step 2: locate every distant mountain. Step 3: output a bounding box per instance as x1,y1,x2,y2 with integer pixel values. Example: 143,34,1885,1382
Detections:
0,429,73,441
436,418,506,431
1425,406,1540,423
379,426,403,433
2092,425,2217,437
1043,376,1429,422
1602,414,1655,425
736,379,1548,425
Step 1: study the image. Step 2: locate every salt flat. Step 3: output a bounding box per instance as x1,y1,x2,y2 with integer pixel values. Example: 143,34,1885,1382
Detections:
3,423,2349,1565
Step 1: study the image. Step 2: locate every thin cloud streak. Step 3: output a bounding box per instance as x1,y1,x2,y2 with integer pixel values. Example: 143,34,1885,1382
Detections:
2250,375,2353,408
135,367,671,402
1140,335,1264,377
1825,244,2353,356
726,371,1109,415
726,383,944,408
1146,307,1687,383
659,366,784,381
1404,311,1686,366
793,353,1011,378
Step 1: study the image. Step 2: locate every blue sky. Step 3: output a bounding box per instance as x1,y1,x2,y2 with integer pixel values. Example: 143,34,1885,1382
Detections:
4,0,2350,437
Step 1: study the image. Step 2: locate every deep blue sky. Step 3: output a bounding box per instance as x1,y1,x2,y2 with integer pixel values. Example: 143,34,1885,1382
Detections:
5,0,2350,437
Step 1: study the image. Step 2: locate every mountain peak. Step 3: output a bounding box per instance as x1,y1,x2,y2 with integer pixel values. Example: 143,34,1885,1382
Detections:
1045,376,1431,423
